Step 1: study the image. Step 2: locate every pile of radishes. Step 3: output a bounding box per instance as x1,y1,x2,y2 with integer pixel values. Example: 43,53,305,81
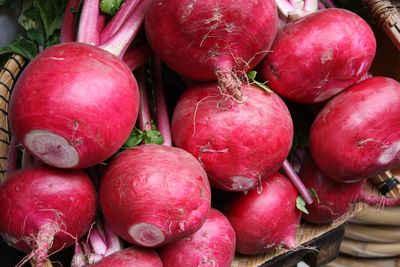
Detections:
1,0,400,266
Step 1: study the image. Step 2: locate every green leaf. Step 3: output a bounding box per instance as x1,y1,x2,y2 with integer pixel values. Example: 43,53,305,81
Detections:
296,196,309,214
124,128,144,147
35,0,67,39
0,36,38,60
100,0,123,15
144,129,164,145
18,0,46,46
247,70,257,80
310,188,320,203
246,70,272,93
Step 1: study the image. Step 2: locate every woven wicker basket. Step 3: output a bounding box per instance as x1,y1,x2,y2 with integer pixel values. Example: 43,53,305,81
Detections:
364,0,400,50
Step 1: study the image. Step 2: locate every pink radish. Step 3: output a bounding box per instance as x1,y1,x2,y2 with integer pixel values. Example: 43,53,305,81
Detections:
226,172,301,255
299,154,400,224
99,144,211,248
259,8,376,103
0,166,97,266
8,0,153,169
145,0,278,100
159,208,236,267
310,77,400,183
171,83,293,191
9,43,139,169
90,246,163,267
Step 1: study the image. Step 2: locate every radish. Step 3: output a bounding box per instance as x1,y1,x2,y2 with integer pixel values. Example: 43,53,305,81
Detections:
99,144,211,248
8,0,153,169
90,247,163,267
258,8,376,103
226,172,301,255
299,154,400,224
310,77,400,183
99,62,211,248
159,208,236,267
145,0,278,100
0,166,97,266
171,83,293,191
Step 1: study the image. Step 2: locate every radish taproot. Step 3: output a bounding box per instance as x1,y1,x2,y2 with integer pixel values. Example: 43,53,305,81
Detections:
259,8,376,103
159,208,236,267
0,166,97,266
8,0,153,169
171,83,293,191
299,154,400,224
226,172,301,255
310,77,400,183
90,247,163,267
145,0,278,100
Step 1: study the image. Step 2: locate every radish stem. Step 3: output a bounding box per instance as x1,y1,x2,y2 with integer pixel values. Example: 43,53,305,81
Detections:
282,159,314,205
60,0,81,43
303,0,318,12
99,0,152,58
275,0,296,18
136,67,152,132
153,57,172,146
100,0,140,43
103,220,123,256
122,43,153,71
77,0,101,45
71,243,86,267
6,136,18,179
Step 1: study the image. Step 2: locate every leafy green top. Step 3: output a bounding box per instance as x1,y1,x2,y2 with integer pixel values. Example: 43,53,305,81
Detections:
100,0,123,16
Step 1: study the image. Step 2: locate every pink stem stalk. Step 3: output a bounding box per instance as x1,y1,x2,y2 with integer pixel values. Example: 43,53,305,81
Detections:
103,220,123,256
89,227,107,256
303,0,318,12
321,0,336,8
152,57,172,146
136,67,152,132
275,0,296,18
99,0,152,58
6,136,18,179
282,159,314,205
60,0,81,43
318,1,327,9
122,43,153,71
77,0,101,45
71,243,86,267
98,14,107,33
100,0,141,43
21,148,35,169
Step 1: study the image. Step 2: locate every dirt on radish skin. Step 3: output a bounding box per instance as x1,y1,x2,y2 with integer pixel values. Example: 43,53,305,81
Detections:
171,83,293,192
0,166,97,266
9,42,140,169
310,77,400,183
299,154,400,224
159,208,236,267
259,8,376,103
226,173,301,255
145,0,278,99
99,144,211,248
90,246,163,267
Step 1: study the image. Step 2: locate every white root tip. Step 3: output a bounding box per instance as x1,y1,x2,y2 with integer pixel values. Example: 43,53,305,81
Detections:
24,130,79,168
128,223,165,247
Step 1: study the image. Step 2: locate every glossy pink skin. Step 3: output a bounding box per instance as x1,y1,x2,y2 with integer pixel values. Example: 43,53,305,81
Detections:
91,247,163,267
145,0,278,81
99,144,211,247
9,42,139,169
310,77,400,182
259,8,376,103
159,208,236,267
0,166,96,254
226,173,301,255
171,83,293,191
299,155,364,224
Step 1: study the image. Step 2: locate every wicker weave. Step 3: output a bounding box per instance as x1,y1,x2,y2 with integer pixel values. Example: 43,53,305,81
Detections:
0,55,25,183
364,0,400,50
